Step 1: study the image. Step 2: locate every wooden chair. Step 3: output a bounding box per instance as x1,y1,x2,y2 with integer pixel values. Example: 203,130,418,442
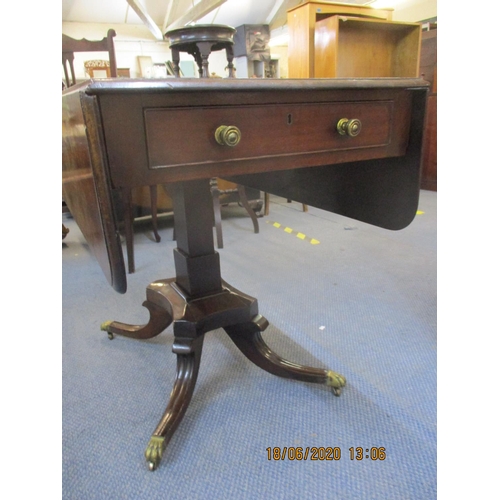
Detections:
62,29,162,273
84,59,113,79
62,29,118,86
211,179,263,249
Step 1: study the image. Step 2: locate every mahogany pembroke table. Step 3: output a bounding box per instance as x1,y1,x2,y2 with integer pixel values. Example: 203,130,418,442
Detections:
62,78,428,470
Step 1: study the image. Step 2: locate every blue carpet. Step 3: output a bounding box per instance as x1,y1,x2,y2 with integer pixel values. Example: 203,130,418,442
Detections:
62,191,436,499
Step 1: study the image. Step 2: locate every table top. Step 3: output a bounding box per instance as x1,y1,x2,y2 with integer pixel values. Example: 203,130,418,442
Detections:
165,24,236,47
82,77,426,94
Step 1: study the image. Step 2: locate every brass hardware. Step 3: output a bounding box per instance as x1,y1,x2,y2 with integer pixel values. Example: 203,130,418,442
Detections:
145,435,165,471
326,370,346,397
215,125,241,147
337,118,362,137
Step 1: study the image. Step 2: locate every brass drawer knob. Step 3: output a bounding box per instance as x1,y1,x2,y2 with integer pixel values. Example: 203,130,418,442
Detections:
215,125,241,147
337,118,362,137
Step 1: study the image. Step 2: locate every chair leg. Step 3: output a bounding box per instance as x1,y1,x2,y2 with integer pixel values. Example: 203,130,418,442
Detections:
264,193,270,216
287,198,308,212
210,181,260,248
210,179,224,249
150,185,161,243
237,185,259,234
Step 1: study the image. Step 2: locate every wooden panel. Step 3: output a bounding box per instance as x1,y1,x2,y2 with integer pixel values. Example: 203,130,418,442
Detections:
144,100,402,170
287,1,393,78
62,84,126,293
117,68,131,77
314,16,339,78
391,23,421,77
287,1,394,21
227,86,428,231
420,93,436,191
315,17,421,78
419,28,437,191
93,79,420,188
420,29,437,92
287,3,314,78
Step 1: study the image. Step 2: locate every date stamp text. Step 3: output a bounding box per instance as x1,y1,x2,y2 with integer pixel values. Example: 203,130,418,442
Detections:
266,447,386,461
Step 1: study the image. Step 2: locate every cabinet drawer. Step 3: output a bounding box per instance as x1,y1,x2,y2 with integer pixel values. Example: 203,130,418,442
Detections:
144,100,402,170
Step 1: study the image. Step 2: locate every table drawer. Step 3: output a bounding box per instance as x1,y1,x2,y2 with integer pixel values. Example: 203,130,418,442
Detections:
144,100,402,169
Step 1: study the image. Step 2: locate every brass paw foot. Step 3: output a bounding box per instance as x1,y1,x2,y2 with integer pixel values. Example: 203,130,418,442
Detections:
100,320,114,340
145,436,165,471
326,370,346,397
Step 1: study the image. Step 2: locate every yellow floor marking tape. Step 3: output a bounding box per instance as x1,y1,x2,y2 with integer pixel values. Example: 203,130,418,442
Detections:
267,221,320,245
268,211,423,244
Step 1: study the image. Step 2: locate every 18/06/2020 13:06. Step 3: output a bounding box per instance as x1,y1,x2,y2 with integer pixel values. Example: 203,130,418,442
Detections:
266,447,386,461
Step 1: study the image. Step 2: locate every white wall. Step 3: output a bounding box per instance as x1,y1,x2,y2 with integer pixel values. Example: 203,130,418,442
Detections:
392,0,437,22
63,21,231,79
63,0,436,81
63,22,167,79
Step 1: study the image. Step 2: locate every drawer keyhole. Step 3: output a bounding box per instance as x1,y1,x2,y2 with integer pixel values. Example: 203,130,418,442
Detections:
287,113,293,125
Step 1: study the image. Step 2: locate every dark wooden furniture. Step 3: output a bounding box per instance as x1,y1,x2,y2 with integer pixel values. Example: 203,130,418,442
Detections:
62,78,428,470
287,1,393,78
62,30,162,273
62,31,119,241
419,27,437,191
165,24,236,78
314,17,421,78
165,24,262,249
